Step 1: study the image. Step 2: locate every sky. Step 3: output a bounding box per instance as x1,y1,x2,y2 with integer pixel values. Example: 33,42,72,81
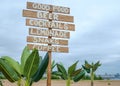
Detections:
0,0,120,75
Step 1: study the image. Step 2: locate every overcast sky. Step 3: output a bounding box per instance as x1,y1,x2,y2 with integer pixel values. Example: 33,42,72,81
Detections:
0,0,120,75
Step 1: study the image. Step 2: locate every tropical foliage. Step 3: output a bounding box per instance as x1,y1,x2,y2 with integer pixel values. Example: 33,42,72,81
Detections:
53,61,85,86
0,46,49,86
82,60,101,86
83,74,103,80
51,60,60,79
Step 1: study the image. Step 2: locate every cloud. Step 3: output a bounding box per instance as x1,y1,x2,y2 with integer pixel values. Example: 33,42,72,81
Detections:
101,55,120,64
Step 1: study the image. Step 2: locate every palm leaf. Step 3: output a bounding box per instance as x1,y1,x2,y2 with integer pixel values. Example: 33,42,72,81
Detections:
51,60,56,70
1,56,21,75
21,46,30,74
32,52,49,82
68,61,78,75
24,49,39,79
70,68,82,77
57,63,68,80
93,61,101,72
52,71,62,76
73,70,85,82
85,60,92,69
82,65,90,73
0,59,20,82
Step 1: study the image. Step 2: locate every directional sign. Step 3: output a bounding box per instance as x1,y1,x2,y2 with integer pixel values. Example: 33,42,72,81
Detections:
26,19,75,31
29,28,70,38
27,36,68,45
23,2,75,86
27,44,69,53
23,10,73,22
23,2,75,54
27,2,70,14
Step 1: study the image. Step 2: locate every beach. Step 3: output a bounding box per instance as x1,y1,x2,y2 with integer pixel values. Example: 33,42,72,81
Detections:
1,80,120,86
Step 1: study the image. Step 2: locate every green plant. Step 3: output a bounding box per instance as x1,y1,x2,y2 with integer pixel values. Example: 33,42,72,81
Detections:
83,75,91,80
0,72,5,86
82,60,101,86
54,61,85,86
83,74,103,80
0,72,6,79
94,74,103,80
0,46,49,86
0,80,3,86
51,60,61,79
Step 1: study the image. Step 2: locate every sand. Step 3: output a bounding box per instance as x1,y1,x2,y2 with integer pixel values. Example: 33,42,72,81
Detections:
1,80,120,86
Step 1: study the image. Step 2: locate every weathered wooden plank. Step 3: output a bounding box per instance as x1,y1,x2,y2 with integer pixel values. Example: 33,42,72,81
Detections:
27,2,70,14
27,44,69,53
29,28,70,39
23,10,74,22
26,19,75,31
27,36,68,45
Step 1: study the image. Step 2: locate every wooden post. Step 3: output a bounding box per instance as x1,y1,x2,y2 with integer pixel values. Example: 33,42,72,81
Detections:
23,2,74,86
47,51,52,86
47,11,52,86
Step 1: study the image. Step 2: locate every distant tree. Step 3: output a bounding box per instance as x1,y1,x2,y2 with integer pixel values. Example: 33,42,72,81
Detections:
94,74,103,80
83,74,91,80
83,74,103,80
115,73,120,78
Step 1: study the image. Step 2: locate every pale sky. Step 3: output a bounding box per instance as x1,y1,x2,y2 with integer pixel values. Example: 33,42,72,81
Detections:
0,0,120,75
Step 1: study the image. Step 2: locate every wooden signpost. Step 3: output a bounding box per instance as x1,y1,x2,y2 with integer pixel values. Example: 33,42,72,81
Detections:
23,2,75,86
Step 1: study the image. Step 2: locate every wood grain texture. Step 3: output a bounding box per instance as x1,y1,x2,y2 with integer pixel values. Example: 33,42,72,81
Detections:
27,2,70,14
23,10,74,22
27,36,68,45
26,19,75,31
27,44,69,53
